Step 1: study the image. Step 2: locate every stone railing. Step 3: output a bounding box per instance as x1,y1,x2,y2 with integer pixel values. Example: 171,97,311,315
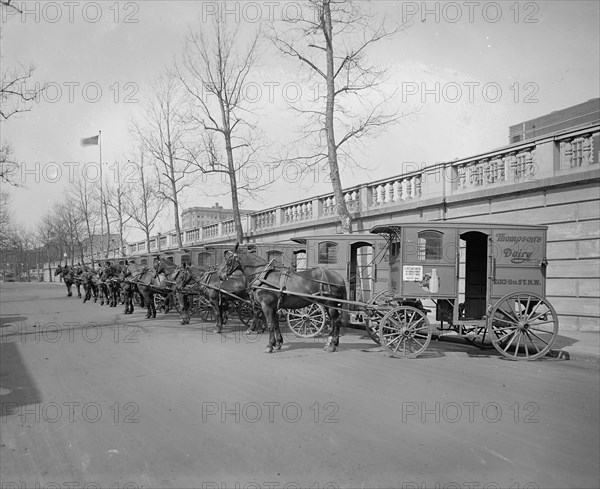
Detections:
559,130,598,169
123,122,599,254
368,175,422,205
453,147,536,190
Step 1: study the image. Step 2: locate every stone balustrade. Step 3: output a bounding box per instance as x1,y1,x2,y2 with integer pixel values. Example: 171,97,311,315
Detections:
124,122,599,253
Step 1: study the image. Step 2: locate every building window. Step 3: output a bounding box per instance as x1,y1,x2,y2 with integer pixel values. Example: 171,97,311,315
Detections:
417,230,443,261
181,255,191,265
318,241,338,264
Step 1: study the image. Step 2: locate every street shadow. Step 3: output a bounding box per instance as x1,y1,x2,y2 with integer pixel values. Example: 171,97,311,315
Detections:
0,342,43,418
0,315,28,327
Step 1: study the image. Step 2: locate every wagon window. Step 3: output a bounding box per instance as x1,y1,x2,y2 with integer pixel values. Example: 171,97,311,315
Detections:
140,258,147,266
417,230,443,261
390,241,401,263
197,252,213,268
318,241,338,264
166,256,174,262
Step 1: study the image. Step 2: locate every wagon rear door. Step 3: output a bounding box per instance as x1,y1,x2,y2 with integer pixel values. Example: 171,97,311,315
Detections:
490,228,547,300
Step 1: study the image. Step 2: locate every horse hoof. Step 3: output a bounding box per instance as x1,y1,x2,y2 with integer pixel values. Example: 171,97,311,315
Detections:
212,328,222,334
264,346,274,353
323,344,337,353
245,328,253,335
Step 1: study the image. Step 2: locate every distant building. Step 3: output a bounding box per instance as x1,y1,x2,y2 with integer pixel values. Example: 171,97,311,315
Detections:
509,97,599,143
181,202,255,229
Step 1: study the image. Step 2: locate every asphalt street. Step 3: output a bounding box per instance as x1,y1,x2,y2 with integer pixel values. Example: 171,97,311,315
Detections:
1,282,599,489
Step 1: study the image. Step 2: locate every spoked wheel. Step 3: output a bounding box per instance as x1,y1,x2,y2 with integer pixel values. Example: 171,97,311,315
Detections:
365,291,397,344
236,302,255,327
153,294,166,312
287,303,327,338
365,309,386,344
488,292,559,360
197,297,216,322
463,324,494,349
379,306,432,358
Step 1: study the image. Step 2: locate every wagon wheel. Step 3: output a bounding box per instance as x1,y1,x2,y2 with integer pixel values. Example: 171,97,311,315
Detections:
188,295,201,315
379,306,432,358
153,293,166,312
287,303,327,338
197,297,216,322
365,291,397,344
488,292,559,360
236,301,255,327
463,324,494,349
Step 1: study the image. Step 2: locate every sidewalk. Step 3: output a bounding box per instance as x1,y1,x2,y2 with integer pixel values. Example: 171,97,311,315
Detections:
550,330,600,364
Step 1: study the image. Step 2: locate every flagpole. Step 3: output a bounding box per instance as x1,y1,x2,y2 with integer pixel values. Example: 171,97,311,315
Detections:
99,130,105,260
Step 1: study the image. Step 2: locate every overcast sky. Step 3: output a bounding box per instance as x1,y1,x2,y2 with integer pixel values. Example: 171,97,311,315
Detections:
2,0,599,240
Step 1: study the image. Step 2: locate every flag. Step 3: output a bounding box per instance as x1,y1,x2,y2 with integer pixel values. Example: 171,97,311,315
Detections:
80,135,99,146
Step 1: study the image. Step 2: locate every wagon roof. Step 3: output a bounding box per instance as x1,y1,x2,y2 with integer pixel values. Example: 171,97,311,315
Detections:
370,221,548,235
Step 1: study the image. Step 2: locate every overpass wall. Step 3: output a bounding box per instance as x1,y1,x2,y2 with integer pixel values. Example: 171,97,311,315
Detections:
126,123,600,332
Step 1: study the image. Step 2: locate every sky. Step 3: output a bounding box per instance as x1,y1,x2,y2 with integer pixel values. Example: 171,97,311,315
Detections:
1,0,599,241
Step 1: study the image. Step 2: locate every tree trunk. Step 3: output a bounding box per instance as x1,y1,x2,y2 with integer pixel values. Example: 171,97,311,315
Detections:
323,0,353,234
224,130,244,243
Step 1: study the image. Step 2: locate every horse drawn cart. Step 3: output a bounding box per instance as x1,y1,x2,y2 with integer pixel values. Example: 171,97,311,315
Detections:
221,221,559,360
366,221,559,359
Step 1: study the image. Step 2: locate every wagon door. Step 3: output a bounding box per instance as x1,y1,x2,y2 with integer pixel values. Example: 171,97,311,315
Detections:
490,228,547,301
349,239,388,302
459,230,490,319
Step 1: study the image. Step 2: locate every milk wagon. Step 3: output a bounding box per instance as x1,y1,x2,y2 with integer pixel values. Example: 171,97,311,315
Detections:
368,222,558,360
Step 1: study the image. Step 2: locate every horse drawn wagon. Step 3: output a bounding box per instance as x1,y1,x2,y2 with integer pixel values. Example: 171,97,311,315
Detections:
220,221,559,360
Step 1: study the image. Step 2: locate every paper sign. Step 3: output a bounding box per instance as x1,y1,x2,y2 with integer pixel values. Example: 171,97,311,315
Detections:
403,265,423,282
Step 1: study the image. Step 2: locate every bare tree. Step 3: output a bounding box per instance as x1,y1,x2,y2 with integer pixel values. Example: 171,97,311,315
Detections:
134,75,197,248
105,162,132,257
37,212,60,280
124,150,167,254
0,190,13,247
1,1,46,186
271,0,405,233
71,175,100,265
177,18,262,243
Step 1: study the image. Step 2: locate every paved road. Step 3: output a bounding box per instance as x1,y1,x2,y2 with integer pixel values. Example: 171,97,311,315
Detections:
1,282,599,489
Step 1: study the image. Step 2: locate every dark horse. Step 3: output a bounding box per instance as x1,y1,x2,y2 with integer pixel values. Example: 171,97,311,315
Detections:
81,266,100,303
100,263,127,307
174,263,248,333
54,265,77,297
120,259,178,318
221,245,348,353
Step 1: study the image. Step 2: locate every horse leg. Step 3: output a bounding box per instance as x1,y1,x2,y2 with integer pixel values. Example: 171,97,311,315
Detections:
76,284,81,299
67,284,72,297
178,292,188,325
262,303,278,353
324,307,341,353
212,299,222,334
273,310,284,350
